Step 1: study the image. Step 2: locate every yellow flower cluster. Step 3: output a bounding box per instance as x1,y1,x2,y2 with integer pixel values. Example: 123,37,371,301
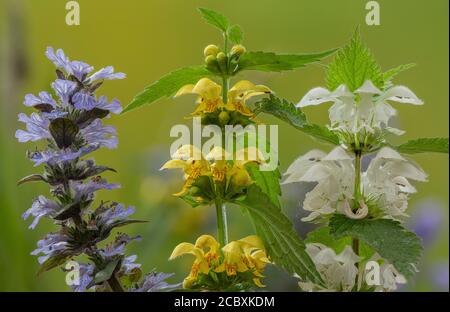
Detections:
175,78,272,118
170,234,270,289
160,145,265,199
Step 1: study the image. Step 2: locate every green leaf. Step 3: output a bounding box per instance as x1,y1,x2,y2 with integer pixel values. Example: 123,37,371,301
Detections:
326,29,383,91
383,63,416,88
329,214,423,279
245,162,281,208
198,8,230,32
17,174,46,186
234,185,324,286
237,49,337,73
254,95,340,145
94,259,120,284
228,24,243,44
49,118,79,149
38,252,71,275
392,137,449,154
305,227,352,254
122,66,213,113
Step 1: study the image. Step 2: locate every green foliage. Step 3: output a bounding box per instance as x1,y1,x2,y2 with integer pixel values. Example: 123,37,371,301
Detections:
245,162,282,208
198,8,230,32
305,227,352,254
383,63,416,88
228,24,243,44
234,185,324,286
237,49,337,73
94,259,120,284
329,214,423,279
122,66,212,113
326,29,383,91
254,95,340,145
393,137,449,154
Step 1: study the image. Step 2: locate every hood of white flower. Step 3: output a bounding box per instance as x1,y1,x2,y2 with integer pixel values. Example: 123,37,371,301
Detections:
368,254,407,292
299,243,360,292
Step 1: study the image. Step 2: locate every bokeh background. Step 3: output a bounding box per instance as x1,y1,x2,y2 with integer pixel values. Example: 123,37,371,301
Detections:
0,0,448,291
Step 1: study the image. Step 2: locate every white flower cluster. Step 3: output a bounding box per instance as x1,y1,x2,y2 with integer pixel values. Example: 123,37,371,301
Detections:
284,147,426,221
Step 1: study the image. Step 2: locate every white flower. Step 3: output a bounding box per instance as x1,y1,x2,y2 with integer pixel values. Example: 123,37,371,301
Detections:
367,254,407,292
298,243,360,292
283,147,355,221
284,147,426,221
363,147,427,218
297,80,423,134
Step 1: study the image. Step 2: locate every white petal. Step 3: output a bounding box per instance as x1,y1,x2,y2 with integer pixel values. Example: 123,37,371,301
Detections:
382,85,423,105
300,164,330,182
284,150,326,175
322,147,354,161
297,87,332,107
355,80,382,94
330,84,354,98
375,147,405,161
392,176,417,193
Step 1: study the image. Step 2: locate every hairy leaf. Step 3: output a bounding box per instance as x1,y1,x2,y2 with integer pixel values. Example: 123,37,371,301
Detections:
94,259,120,284
228,24,243,44
237,49,337,73
383,63,416,88
329,214,423,279
393,137,449,154
123,66,213,113
254,95,340,145
326,29,383,91
198,7,229,32
234,185,324,286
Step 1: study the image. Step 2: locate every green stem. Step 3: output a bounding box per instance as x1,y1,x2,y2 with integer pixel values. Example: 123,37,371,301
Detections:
353,150,362,202
215,197,228,246
107,274,124,292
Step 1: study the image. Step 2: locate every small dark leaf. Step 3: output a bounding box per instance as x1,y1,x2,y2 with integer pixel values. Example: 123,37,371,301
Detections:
17,174,46,186
75,108,109,128
56,69,66,80
33,103,54,113
49,118,79,149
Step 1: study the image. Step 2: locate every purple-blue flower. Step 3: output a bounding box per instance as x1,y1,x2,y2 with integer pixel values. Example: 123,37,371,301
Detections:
71,178,120,200
70,263,95,292
22,196,61,229
87,66,126,83
80,119,118,149
28,144,100,167
24,91,57,109
15,112,51,142
409,200,443,245
131,272,178,292
51,79,77,105
97,204,135,226
31,232,70,264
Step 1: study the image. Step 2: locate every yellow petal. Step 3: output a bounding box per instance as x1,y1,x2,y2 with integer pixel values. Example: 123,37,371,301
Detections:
175,84,195,97
172,144,204,160
192,78,222,99
160,159,187,171
253,277,266,288
169,242,196,260
195,234,220,252
238,235,264,250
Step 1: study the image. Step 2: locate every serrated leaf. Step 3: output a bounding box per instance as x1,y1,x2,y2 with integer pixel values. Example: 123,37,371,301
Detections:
198,8,229,32
305,227,352,254
254,95,340,145
383,63,416,88
245,162,281,208
228,24,243,44
326,29,383,91
392,137,449,154
49,118,79,149
234,185,324,286
17,174,46,186
122,66,213,113
94,259,120,284
237,49,337,73
329,214,423,279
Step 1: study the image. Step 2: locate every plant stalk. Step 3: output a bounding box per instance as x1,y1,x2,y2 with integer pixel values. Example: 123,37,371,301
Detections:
107,274,125,292
215,197,228,246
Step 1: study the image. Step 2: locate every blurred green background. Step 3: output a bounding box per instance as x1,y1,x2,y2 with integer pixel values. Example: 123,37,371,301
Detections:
0,0,448,291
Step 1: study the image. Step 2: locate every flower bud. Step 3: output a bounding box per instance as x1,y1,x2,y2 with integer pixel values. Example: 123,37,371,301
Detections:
218,110,230,125
216,52,228,73
231,170,251,187
205,55,217,66
230,44,246,57
204,44,219,57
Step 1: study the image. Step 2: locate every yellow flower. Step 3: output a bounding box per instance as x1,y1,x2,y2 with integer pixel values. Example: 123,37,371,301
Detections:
175,78,223,115
225,80,272,117
160,145,210,196
205,147,231,182
228,147,266,187
169,234,220,288
215,235,270,287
